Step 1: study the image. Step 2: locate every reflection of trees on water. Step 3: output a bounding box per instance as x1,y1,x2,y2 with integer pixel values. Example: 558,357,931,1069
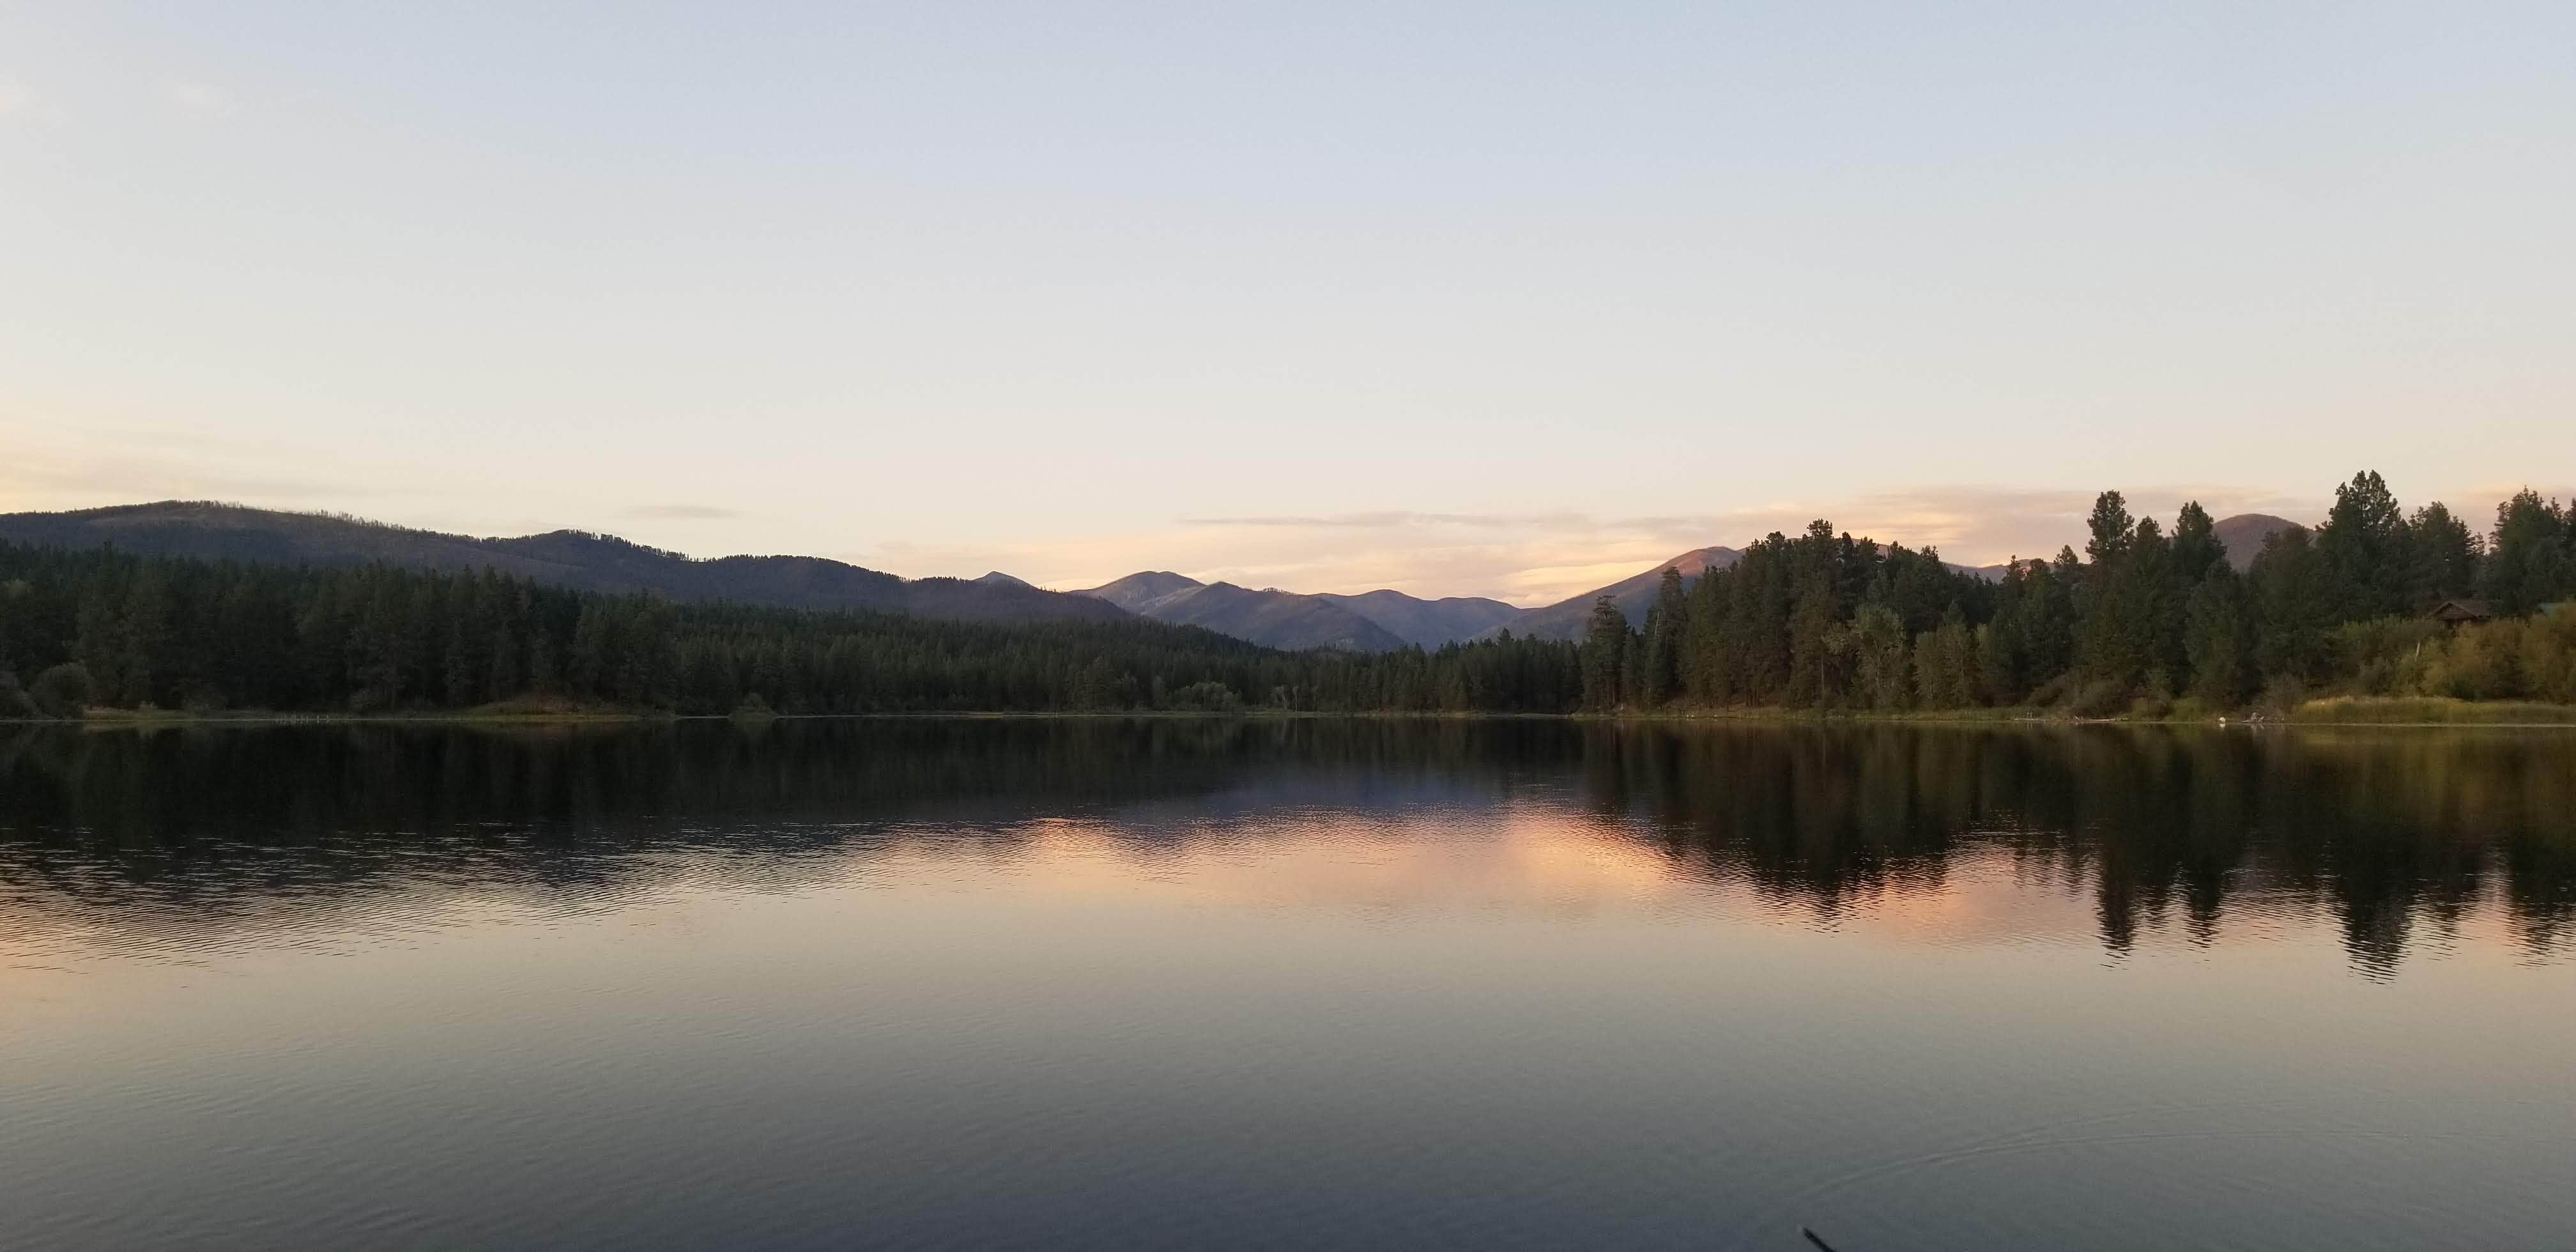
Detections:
1585,724,2576,974
2,719,2570,975
0,719,1581,947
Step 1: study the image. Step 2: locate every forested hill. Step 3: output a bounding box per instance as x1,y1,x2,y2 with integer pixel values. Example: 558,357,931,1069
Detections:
1075,574,1412,652
1077,573,1516,650
1487,546,1744,641
0,502,1126,625
0,540,1583,717
2212,513,2297,569
1575,478,2574,715
1498,515,2297,643
1312,590,1525,648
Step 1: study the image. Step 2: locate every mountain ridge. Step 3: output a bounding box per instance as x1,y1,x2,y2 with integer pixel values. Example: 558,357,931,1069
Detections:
1477,546,1744,642
1313,590,1526,648
0,501,2319,653
0,502,1128,625
1071,576,1410,652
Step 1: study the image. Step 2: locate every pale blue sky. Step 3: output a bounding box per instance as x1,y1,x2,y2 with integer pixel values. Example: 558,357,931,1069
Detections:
3,2,2568,602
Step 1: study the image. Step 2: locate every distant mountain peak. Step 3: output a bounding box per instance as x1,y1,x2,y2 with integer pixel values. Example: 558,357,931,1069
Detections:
1077,571,1208,613
1476,546,1745,642
2212,514,2297,570
1075,573,1411,652
1657,545,1740,577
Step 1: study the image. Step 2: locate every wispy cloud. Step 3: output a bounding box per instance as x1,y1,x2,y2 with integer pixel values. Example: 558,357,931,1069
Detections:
622,503,742,521
1181,510,1595,530
2462,480,2576,515
0,415,399,510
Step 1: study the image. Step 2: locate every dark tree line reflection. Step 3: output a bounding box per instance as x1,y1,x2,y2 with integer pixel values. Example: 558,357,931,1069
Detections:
1581,724,2576,973
2,719,2570,975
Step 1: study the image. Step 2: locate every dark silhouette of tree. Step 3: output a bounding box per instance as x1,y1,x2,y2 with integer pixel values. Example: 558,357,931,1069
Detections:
1581,596,1631,710
2316,470,2409,620
2483,489,2570,613
2183,568,2255,704
2403,501,2480,608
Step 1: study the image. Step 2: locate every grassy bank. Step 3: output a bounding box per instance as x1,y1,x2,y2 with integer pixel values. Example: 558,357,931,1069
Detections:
1588,698,2576,727
2284,696,2576,726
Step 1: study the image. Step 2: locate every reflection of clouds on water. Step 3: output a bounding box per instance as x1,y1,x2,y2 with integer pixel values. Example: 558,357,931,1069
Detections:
0,721,2570,979
992,807,1680,920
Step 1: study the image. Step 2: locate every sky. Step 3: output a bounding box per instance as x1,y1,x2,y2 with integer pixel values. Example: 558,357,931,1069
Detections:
2,3,2570,605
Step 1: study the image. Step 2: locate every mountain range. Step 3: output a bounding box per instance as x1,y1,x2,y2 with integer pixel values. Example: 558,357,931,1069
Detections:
0,501,1124,625
1471,546,1745,643
0,501,2299,654
1075,574,1411,652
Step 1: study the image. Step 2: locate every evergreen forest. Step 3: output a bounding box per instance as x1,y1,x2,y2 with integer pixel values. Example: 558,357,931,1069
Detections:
3,471,2572,719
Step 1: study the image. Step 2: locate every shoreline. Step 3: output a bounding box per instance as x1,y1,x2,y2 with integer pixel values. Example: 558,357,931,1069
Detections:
10,699,2576,730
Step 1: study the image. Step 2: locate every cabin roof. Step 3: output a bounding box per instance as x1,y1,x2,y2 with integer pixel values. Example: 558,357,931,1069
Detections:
2426,599,2494,620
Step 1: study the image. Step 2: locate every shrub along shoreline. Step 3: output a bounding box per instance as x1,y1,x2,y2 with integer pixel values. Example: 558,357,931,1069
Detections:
15,695,2576,729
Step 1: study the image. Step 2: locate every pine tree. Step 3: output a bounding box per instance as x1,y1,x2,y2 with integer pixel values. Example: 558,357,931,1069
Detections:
1912,604,1975,708
1846,602,1910,710
2315,470,2408,620
2250,526,2334,680
2170,501,2226,584
1580,596,1630,710
74,572,124,703
2085,491,2135,565
568,605,611,698
2402,502,2480,608
117,565,174,706
2183,568,2255,704
1639,567,1687,706
486,621,522,703
2482,489,2570,614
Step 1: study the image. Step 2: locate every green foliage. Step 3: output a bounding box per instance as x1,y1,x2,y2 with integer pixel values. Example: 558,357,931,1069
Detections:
2403,501,2480,608
0,542,1583,716
1637,568,1687,706
2315,470,2408,620
2330,616,2448,697
0,668,36,719
1580,596,1630,710
2169,501,2225,584
2250,525,2334,681
1639,471,2576,715
2182,569,2255,703
1839,602,1912,711
2085,491,2136,564
1165,680,1245,712
1910,607,1976,710
29,662,95,719
2481,489,2573,613
2362,607,2576,705
1977,556,2073,703
2064,678,2131,718
2288,696,2576,725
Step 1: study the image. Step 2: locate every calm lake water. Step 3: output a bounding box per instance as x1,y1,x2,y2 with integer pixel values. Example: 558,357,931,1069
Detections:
2,719,2570,1249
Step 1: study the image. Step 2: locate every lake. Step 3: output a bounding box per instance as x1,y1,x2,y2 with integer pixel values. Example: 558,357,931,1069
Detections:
1,719,2570,1249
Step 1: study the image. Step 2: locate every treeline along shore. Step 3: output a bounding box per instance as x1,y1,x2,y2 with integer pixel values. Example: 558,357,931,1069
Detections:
1584,473,2576,719
2,470,2573,721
